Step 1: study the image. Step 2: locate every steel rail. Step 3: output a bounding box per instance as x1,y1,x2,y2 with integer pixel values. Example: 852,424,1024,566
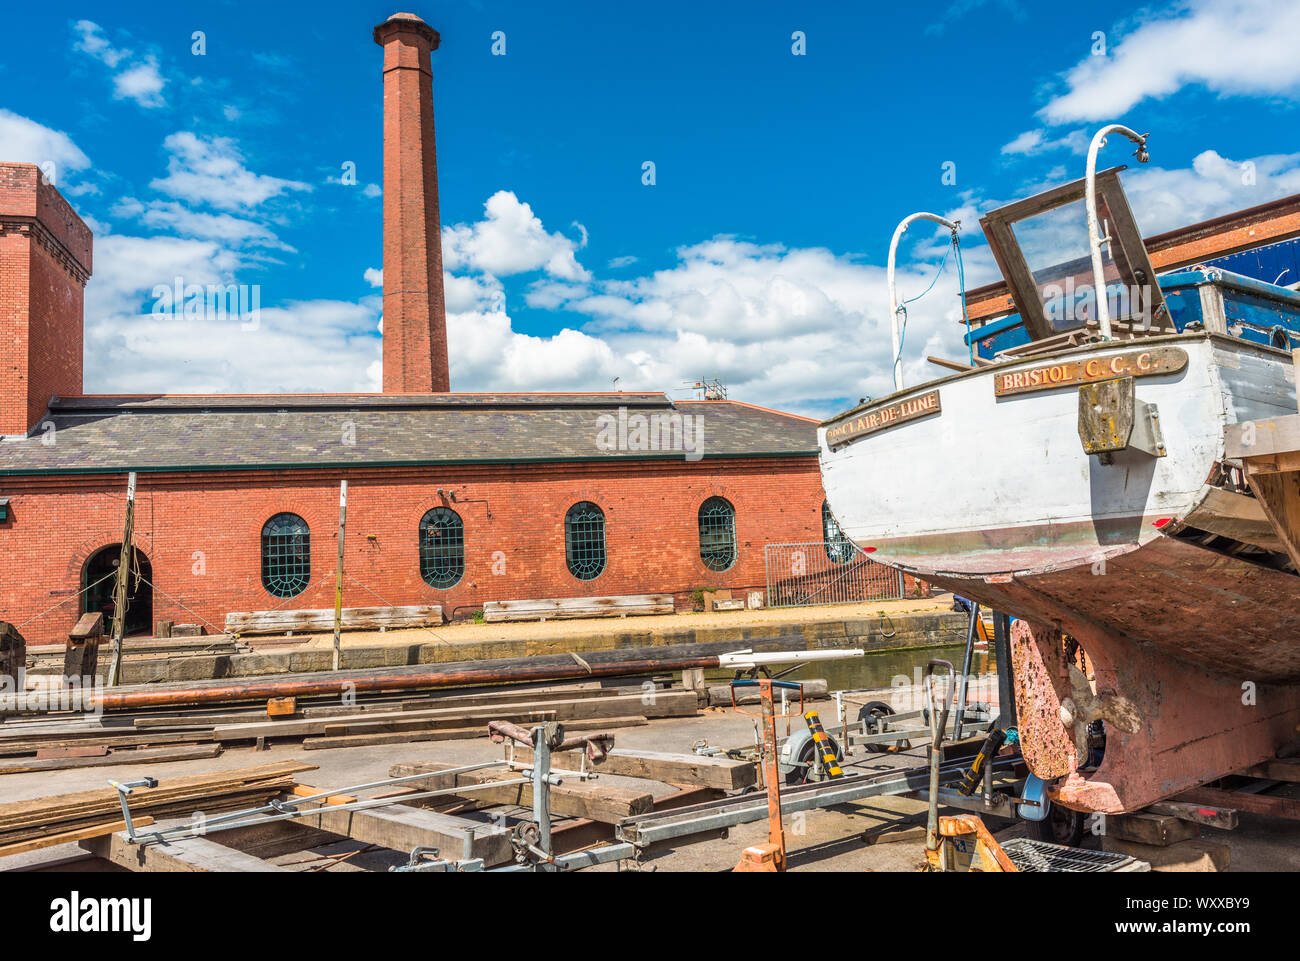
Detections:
617,754,1022,847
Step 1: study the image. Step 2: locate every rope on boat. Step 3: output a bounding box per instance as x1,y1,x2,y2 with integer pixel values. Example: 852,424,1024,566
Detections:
894,227,974,372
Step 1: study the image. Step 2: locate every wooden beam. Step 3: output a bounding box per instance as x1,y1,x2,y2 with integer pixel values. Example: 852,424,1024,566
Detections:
483,594,674,623
224,604,443,636
389,761,655,823
83,828,285,872
291,784,513,865
0,744,221,775
1242,465,1300,570
1240,757,1300,782
1176,786,1300,821
1107,812,1199,846
302,716,647,750
1145,801,1238,830
0,816,153,859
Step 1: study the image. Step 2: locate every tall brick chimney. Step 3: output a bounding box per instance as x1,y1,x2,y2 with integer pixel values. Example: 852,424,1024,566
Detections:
0,164,91,436
374,12,450,394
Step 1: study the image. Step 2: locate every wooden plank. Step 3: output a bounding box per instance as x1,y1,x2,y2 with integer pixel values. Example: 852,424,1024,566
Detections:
389,761,655,823
483,594,673,623
316,690,698,736
213,690,695,743
0,743,222,775
1225,414,1300,461
225,604,444,636
0,730,215,755
1240,757,1300,782
1242,465,1300,570
510,746,757,791
1176,786,1300,821
0,761,316,836
302,716,648,750
0,816,153,859
291,785,513,866
83,828,286,872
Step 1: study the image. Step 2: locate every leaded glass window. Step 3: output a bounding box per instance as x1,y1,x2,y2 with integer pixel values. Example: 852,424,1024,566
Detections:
698,496,736,572
823,500,854,564
565,501,606,581
262,513,310,598
419,507,465,589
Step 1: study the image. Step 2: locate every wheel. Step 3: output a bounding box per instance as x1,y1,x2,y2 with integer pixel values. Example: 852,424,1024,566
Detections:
784,733,843,785
1029,804,1085,847
858,701,909,753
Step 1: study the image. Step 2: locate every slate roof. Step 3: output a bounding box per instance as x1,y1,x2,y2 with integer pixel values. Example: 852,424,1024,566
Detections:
0,393,818,475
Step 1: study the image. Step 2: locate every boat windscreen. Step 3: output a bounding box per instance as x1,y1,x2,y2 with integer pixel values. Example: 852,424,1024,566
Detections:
980,168,1168,341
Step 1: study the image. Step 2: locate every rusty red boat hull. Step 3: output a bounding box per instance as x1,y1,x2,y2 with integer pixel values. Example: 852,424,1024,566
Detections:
926,539,1300,814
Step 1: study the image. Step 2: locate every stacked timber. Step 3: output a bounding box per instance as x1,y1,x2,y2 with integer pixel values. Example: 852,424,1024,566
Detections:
0,680,706,771
0,761,315,858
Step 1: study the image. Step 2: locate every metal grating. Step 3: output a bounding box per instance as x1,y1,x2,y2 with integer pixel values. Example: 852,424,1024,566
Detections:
419,506,465,589
261,512,311,598
698,496,737,572
764,541,905,608
565,501,607,581
1000,837,1150,873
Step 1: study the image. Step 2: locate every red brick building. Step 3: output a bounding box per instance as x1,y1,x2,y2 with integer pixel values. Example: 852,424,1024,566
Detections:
0,13,836,646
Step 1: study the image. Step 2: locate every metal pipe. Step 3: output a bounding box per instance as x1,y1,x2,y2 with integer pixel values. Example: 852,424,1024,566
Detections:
923,659,955,859
1085,123,1149,339
953,602,980,740
887,212,959,391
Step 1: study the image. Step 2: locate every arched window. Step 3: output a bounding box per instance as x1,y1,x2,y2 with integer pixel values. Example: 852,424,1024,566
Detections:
698,496,737,572
822,500,854,564
565,501,606,580
262,513,310,598
419,507,465,589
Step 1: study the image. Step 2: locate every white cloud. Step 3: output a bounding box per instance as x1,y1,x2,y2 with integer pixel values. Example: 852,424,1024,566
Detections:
1124,149,1300,234
0,109,90,175
442,191,590,281
83,234,379,394
1040,0,1300,124
111,197,291,250
434,203,980,413
73,20,167,109
1001,128,1088,157
150,132,311,212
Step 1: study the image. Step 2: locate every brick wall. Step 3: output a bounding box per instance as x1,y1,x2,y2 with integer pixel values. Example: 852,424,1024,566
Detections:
0,164,90,435
0,455,836,644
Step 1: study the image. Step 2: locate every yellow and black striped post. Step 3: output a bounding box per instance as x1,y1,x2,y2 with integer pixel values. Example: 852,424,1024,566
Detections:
803,710,843,778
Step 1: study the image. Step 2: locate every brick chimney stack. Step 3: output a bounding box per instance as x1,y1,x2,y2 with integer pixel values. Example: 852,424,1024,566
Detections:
374,12,449,393
0,164,91,436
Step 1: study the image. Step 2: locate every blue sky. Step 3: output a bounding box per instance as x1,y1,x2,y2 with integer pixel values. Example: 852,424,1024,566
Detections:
2,0,1298,415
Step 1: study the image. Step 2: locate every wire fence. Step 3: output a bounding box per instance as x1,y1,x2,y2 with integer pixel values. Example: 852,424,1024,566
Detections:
763,541,906,609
